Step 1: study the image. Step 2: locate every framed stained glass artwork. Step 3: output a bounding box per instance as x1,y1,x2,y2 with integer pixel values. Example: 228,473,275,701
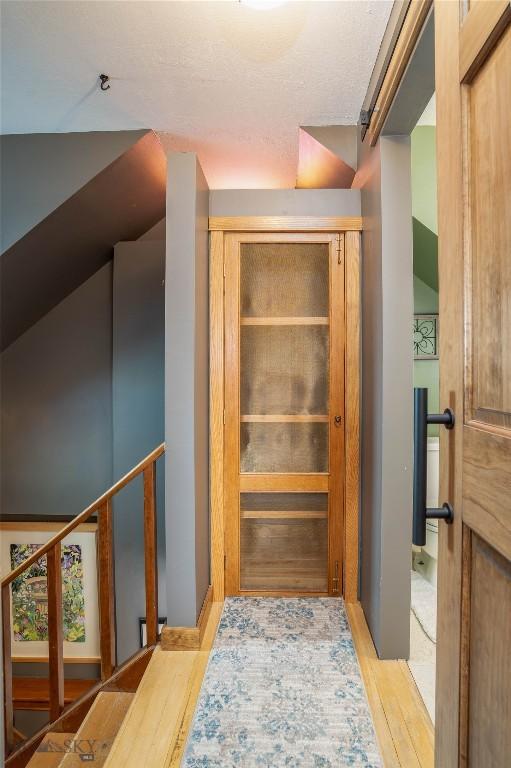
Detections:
413,314,438,359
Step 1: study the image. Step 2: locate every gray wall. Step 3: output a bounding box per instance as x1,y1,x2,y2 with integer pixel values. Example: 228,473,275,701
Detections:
165,153,210,626
358,139,384,644
357,10,434,660
210,188,360,217
1,264,113,517
112,240,166,662
0,130,146,252
358,134,414,659
1,238,166,663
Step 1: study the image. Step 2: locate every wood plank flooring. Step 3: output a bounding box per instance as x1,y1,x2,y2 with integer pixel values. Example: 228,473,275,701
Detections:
346,603,434,768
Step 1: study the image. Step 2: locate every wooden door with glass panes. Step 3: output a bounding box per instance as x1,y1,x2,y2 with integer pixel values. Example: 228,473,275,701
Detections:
224,232,345,596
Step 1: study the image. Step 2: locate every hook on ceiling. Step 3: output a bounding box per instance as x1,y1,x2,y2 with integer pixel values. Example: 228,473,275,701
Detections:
99,74,110,91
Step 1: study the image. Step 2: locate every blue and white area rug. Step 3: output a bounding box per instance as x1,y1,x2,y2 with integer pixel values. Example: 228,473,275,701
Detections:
183,597,381,767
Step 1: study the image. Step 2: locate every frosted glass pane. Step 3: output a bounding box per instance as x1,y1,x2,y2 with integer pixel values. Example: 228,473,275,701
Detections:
240,242,329,317
240,423,328,473
241,325,328,415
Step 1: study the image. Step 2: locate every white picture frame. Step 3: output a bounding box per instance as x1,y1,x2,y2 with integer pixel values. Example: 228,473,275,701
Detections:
0,522,100,662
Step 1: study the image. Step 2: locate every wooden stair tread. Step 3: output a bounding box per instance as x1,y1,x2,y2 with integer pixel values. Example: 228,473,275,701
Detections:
104,604,223,768
59,692,134,768
26,733,76,767
103,647,198,768
13,678,98,710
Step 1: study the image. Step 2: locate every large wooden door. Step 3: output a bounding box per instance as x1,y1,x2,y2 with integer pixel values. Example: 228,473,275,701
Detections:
435,2,511,765
223,231,345,596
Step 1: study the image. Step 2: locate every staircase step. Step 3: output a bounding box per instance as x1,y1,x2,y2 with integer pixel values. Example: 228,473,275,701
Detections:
26,733,76,767
103,647,198,768
58,692,134,768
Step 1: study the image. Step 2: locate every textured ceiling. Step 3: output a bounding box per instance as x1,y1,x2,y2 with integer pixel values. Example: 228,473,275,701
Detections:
1,0,392,187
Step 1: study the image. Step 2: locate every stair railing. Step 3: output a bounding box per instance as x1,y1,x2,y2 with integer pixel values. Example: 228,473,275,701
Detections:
1,442,165,757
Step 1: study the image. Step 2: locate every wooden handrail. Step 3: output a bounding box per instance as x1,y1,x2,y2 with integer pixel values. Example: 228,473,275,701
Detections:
2,442,165,758
1,443,165,587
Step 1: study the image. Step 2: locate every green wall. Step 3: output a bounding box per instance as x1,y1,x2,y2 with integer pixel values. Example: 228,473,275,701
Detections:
411,127,437,235
412,127,439,436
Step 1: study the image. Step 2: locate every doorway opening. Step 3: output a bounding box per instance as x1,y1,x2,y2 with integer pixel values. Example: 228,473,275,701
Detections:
409,92,438,722
209,220,361,602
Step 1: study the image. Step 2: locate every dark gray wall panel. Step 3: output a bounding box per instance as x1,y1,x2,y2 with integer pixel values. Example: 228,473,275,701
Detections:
0,130,146,253
112,240,166,663
165,152,210,627
1,263,113,518
194,161,211,619
358,135,413,660
1,132,166,350
359,138,384,653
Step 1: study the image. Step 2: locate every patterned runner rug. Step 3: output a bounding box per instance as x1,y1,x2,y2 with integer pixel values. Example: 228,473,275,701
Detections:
183,597,381,767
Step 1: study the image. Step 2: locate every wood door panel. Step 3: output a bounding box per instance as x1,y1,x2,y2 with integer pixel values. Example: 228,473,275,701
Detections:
239,474,329,492
459,0,511,82
435,1,511,763
240,517,328,592
467,534,511,767
463,427,511,561
467,23,511,429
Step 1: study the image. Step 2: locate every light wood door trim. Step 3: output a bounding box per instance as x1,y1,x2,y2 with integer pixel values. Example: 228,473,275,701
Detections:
367,0,433,146
240,316,329,326
239,474,330,493
209,216,363,232
210,231,225,602
328,234,345,595
344,231,361,603
460,0,511,82
240,415,329,423
223,233,241,595
210,227,360,602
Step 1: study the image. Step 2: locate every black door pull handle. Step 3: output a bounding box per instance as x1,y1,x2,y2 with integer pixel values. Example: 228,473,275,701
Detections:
413,388,454,546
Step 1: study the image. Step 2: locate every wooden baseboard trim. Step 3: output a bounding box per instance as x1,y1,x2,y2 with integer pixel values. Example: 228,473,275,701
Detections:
160,585,213,650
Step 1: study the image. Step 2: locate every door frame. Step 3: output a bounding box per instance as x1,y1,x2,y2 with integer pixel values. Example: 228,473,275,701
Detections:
209,216,362,603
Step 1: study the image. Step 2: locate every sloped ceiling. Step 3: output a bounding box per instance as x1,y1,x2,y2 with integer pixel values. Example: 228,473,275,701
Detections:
1,0,392,188
1,132,166,350
0,129,147,252
296,128,355,189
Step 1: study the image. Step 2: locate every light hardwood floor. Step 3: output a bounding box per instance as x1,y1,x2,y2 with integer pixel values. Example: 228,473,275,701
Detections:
104,601,433,768
346,603,434,768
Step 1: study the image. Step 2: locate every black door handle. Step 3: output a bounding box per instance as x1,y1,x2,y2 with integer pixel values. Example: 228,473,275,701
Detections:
413,388,455,546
